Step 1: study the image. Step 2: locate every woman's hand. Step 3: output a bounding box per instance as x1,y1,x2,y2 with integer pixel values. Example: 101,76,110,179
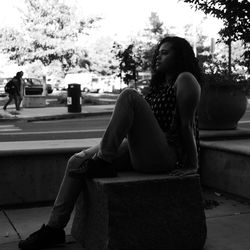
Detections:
67,151,89,169
74,150,87,158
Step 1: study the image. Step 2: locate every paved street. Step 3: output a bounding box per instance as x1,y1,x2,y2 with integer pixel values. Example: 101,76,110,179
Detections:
0,99,250,142
0,116,111,141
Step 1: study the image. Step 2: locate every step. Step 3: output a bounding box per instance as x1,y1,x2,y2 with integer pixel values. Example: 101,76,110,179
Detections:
200,128,250,141
0,139,101,206
200,138,250,200
2,135,250,205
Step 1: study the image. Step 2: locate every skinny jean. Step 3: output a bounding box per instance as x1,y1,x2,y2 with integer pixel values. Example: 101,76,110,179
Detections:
3,93,21,110
48,88,177,229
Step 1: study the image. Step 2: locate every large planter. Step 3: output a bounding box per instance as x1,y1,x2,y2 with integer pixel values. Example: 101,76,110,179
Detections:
198,84,248,130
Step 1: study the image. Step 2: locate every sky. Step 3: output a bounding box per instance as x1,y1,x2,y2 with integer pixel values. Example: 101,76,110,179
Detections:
0,0,223,42
76,0,222,39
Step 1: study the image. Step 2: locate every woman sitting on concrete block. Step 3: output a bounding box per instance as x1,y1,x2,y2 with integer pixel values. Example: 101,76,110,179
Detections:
18,36,203,250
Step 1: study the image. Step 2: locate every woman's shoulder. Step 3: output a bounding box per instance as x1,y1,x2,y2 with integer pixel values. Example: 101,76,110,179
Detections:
176,72,197,82
174,72,201,101
174,72,200,89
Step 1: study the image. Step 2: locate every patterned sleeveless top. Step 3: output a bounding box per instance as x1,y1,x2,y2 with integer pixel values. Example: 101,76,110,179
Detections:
144,84,200,167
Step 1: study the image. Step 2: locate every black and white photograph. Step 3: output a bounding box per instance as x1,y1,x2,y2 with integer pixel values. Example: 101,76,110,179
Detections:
0,0,250,249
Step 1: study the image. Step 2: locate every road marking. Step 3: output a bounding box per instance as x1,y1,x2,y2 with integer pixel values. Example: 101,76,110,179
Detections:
238,120,250,124
0,129,105,135
32,117,110,123
0,125,22,132
0,125,16,128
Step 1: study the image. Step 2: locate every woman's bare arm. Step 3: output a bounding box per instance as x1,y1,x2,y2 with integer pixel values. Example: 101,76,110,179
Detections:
175,72,201,171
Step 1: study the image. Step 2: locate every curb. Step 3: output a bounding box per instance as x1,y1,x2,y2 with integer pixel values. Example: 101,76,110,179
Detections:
0,111,113,122
25,111,113,122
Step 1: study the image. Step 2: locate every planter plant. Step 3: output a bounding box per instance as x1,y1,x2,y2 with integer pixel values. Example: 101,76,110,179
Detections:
197,45,250,130
182,0,250,74
198,72,249,130
182,0,250,130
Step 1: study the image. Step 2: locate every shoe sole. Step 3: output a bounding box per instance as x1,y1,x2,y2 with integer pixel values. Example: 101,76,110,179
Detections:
19,242,66,250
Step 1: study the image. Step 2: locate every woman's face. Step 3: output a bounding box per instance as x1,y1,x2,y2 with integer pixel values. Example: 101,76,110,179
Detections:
155,42,176,74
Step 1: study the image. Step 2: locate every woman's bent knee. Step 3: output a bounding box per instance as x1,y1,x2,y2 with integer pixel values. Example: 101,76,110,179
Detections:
66,154,85,172
120,88,140,98
118,88,143,107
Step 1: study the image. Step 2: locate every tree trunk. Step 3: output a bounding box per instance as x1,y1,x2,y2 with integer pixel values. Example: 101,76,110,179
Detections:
228,36,232,76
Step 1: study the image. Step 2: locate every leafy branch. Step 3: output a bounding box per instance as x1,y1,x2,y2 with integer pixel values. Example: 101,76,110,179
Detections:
182,0,250,75
112,42,143,85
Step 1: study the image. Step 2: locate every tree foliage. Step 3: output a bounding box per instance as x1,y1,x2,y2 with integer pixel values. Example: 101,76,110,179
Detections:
0,0,101,72
144,12,165,43
86,36,119,76
135,12,169,73
142,12,168,62
182,0,250,74
112,42,143,85
182,0,250,44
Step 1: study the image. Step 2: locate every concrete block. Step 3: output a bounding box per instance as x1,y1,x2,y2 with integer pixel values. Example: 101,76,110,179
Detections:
200,140,250,199
23,96,46,108
0,152,72,206
0,139,100,206
71,172,207,250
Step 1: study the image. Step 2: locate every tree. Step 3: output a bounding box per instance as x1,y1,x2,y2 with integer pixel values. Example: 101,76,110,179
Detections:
0,27,29,64
182,0,250,74
0,0,101,73
112,42,143,86
134,12,170,73
144,12,164,43
183,17,209,55
86,36,120,76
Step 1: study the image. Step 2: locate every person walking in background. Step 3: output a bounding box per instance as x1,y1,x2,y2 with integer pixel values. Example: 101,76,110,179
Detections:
18,36,203,250
18,71,24,108
3,71,24,111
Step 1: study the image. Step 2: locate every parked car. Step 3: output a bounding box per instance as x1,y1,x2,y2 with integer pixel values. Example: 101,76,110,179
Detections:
46,83,53,94
63,73,109,93
46,77,64,91
23,78,45,95
63,72,92,91
0,77,46,96
0,78,9,96
135,79,150,95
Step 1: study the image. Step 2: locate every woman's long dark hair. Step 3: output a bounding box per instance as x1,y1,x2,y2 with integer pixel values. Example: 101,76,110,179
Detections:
150,36,203,89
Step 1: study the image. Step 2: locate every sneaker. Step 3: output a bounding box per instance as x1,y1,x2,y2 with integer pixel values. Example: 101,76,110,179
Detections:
69,157,117,179
18,224,65,250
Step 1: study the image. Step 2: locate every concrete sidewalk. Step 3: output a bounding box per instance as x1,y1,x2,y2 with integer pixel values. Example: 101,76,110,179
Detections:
0,104,114,121
1,188,250,250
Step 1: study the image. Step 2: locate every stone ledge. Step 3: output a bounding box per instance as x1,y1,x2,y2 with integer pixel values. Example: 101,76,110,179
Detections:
2,136,249,208
200,128,250,141
0,139,101,206
200,140,250,200
0,138,100,156
201,139,250,156
71,172,207,250
0,151,72,206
